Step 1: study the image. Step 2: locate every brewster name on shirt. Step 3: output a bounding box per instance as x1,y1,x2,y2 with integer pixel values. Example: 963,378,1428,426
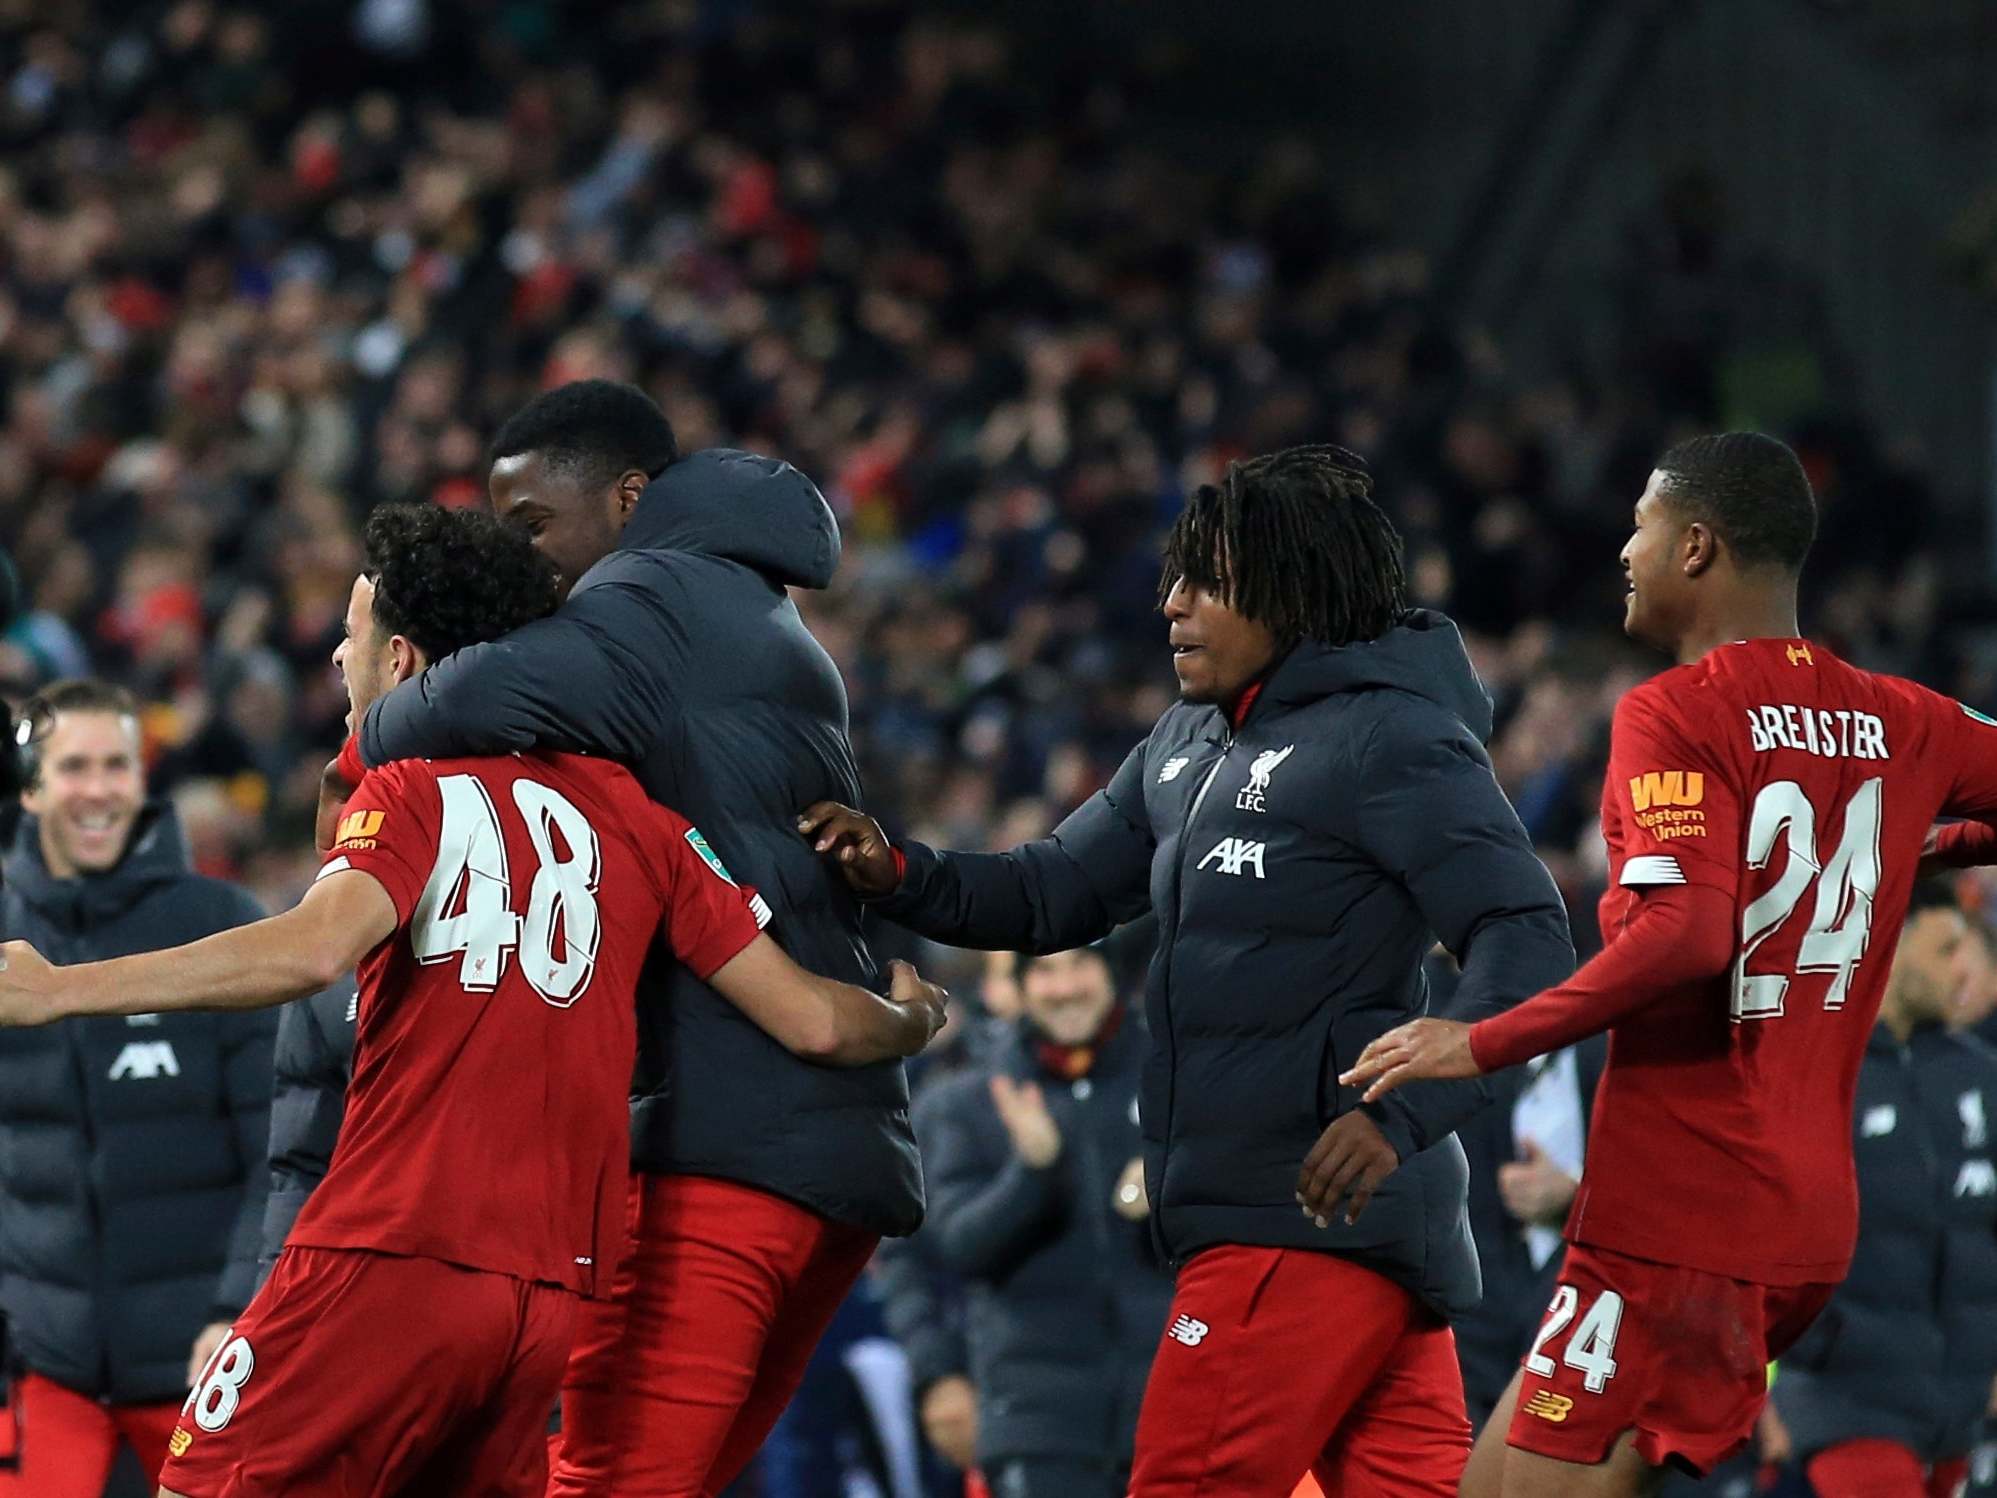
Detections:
1745,705,1890,760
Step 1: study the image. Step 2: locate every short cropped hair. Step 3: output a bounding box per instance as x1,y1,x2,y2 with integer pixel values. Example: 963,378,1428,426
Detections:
1654,432,1817,574
490,379,678,494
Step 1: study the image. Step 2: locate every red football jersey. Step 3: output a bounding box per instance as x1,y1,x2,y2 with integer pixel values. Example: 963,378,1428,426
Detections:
285,750,766,1297
1571,637,1997,1285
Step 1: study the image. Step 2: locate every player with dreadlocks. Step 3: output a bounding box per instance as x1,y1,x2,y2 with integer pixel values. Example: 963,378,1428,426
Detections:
801,444,1574,1495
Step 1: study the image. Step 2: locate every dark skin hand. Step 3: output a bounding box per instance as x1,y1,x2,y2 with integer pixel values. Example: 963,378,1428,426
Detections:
797,802,901,897
1296,1111,1400,1226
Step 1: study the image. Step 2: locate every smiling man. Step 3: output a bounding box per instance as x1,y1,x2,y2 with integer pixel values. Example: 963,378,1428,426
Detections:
803,443,1574,1495
0,681,274,1498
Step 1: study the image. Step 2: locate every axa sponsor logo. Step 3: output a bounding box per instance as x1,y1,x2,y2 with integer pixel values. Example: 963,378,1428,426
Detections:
1197,837,1266,879
1860,1105,1897,1138
109,1041,180,1081
1235,744,1294,812
1956,1160,1997,1199
1167,1315,1209,1347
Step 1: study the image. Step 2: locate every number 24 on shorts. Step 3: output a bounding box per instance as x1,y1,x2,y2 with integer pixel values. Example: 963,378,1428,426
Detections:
183,1333,255,1433
1525,1286,1623,1394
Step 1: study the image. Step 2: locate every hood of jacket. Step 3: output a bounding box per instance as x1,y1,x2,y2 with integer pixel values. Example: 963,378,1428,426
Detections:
3,801,194,929
1258,608,1494,742
618,447,840,589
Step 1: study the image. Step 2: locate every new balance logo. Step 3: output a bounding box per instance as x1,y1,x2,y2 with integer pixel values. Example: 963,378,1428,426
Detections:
1956,1160,1996,1199
1197,838,1266,879
1167,1315,1209,1347
1235,744,1294,811
109,1041,180,1081
1962,1090,1987,1149
1522,1389,1573,1423
1159,756,1190,784
345,992,359,1024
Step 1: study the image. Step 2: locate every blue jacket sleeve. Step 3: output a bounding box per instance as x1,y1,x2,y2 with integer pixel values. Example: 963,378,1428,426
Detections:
1353,704,1576,1161
359,571,680,766
214,892,278,1317
258,983,352,1286
875,740,1154,953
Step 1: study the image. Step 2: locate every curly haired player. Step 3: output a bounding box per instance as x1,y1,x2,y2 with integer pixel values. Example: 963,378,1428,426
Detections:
0,505,945,1498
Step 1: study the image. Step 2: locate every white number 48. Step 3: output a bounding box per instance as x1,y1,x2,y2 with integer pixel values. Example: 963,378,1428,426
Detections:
1524,1285,1622,1394
411,775,603,1007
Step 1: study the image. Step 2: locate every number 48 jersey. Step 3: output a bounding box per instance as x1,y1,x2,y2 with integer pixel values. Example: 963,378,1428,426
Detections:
1575,637,1997,1286
288,751,767,1298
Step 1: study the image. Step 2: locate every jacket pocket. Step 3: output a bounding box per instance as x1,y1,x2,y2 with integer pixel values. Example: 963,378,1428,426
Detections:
1313,1024,1340,1127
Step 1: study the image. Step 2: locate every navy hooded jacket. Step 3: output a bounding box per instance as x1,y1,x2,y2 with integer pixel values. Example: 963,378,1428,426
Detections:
877,612,1575,1315
360,449,922,1236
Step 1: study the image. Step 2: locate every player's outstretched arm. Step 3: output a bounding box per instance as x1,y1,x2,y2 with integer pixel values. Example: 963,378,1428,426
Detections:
706,937,948,1066
799,738,1155,955
1342,880,1737,1101
0,869,396,1027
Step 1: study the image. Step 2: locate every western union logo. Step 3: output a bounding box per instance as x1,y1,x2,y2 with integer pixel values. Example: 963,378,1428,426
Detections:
1628,771,1703,813
1523,1389,1574,1423
169,1427,193,1457
336,809,385,846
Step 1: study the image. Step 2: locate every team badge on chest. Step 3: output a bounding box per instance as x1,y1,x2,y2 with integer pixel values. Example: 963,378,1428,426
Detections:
1236,745,1294,812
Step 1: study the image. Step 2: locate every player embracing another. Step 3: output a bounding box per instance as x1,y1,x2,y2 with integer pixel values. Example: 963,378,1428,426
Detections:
0,504,946,1498
1345,432,1997,1498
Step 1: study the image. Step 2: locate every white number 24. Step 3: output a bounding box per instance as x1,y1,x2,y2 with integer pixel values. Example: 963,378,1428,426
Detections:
412,775,603,1007
1525,1285,1623,1393
1733,778,1883,1020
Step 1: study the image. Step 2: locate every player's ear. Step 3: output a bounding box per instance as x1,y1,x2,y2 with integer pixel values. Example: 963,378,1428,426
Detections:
1682,521,1719,578
388,634,425,686
613,469,647,523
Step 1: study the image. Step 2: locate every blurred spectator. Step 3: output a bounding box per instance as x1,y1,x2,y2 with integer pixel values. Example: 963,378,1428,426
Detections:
874,1229,974,1488
1453,1035,1606,1431
0,680,273,1497
915,947,1169,1498
1766,882,1997,1497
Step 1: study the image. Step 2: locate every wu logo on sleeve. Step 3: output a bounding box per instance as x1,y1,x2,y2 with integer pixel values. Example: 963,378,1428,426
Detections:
1235,745,1294,812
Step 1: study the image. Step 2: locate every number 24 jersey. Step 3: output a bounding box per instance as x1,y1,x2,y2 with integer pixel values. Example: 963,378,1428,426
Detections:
1576,638,1997,1285
288,751,766,1298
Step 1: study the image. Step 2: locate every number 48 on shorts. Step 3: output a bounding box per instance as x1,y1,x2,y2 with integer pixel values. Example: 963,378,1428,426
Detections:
183,1333,256,1435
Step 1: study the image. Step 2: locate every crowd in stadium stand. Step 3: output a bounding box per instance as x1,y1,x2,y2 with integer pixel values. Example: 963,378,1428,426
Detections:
4,2,1995,1495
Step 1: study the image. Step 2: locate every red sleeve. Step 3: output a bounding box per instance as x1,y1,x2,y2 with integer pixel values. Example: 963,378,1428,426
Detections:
1931,819,1997,869
318,760,443,927
1468,883,1737,1071
336,731,366,789
1942,696,1997,821
649,808,767,981
1604,688,1741,898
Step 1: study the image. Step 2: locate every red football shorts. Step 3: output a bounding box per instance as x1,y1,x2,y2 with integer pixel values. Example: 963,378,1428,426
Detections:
1128,1245,1470,1497
157,1245,576,1498
548,1173,878,1497
1504,1241,1835,1475
1806,1439,1968,1498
